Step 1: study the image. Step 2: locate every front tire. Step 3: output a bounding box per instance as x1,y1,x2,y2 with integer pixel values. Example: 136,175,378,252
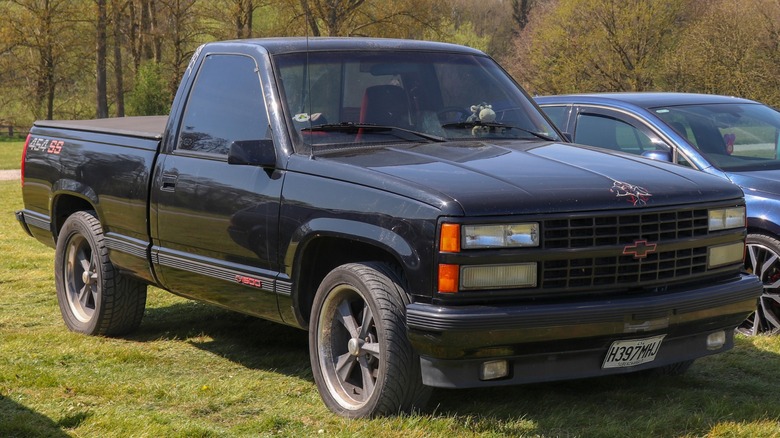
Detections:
54,211,147,336
309,262,430,418
738,233,780,335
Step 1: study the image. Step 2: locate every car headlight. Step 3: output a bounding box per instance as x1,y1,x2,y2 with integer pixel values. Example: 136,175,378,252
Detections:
462,223,539,249
708,207,745,231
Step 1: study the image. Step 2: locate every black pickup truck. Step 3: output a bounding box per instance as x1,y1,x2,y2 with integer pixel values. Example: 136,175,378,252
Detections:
16,38,762,418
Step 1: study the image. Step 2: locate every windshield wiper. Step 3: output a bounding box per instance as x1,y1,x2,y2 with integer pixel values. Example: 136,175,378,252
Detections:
441,121,557,141
302,122,446,142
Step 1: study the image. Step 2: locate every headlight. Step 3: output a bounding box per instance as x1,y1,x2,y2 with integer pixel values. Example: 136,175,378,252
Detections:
708,207,745,231
463,223,539,249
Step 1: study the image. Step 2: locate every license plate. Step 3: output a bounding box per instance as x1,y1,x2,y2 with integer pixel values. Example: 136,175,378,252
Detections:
602,334,666,369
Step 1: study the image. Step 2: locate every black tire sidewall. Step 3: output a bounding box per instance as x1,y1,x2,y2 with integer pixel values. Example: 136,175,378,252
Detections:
54,211,107,335
743,233,780,334
746,233,780,256
309,263,411,418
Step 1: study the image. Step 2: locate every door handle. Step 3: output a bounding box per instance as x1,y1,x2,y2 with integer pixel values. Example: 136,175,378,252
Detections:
161,174,177,192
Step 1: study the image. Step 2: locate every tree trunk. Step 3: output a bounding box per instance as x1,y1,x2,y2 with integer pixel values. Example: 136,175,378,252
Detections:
149,0,161,62
42,0,55,120
129,0,139,71
300,0,321,36
236,0,254,38
113,0,125,117
96,0,109,119
140,0,154,61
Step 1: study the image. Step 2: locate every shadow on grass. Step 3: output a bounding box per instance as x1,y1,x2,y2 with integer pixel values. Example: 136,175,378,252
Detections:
129,300,311,380
127,300,780,435
0,395,74,437
424,338,780,436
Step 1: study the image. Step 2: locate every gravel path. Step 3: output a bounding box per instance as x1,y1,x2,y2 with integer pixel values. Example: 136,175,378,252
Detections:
0,169,20,181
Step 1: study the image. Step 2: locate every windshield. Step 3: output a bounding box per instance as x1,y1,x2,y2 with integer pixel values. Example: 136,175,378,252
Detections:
652,103,780,171
273,50,558,150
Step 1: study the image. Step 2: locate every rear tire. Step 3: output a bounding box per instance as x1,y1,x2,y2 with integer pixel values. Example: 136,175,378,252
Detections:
54,211,147,336
309,262,430,418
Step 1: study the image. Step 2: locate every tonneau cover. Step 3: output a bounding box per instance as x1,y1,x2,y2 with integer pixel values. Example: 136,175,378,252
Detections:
34,115,168,140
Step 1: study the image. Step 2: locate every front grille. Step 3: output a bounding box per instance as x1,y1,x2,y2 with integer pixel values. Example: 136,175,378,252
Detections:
541,247,708,289
539,208,712,290
543,209,709,249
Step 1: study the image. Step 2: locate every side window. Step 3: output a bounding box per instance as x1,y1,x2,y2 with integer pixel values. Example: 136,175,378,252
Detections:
178,54,268,156
575,113,664,155
540,105,569,131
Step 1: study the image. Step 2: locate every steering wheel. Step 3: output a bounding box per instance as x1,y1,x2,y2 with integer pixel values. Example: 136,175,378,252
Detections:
492,106,525,122
437,107,472,123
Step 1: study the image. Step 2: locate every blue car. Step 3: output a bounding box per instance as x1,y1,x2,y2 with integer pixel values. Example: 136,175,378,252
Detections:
535,92,780,335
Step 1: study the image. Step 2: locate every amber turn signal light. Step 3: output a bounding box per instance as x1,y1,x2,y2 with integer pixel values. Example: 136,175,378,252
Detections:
440,223,460,253
438,264,459,293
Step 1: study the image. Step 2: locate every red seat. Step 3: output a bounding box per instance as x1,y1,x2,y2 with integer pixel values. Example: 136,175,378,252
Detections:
359,85,411,127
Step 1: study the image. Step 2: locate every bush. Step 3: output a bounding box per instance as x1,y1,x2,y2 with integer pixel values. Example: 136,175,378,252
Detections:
127,62,171,116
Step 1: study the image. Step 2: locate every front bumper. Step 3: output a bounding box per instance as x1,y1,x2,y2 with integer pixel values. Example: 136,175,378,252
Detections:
406,273,762,388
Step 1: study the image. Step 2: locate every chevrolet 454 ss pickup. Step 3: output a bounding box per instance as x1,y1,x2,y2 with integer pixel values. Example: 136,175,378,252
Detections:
17,38,762,418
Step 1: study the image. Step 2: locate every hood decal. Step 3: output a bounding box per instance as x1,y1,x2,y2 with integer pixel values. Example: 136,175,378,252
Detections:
611,180,652,206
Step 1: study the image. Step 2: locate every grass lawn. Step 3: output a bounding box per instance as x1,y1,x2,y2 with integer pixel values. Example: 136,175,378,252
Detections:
0,140,24,170
3,179,780,437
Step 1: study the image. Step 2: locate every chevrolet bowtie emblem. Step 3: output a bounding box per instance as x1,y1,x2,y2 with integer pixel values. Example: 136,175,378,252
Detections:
623,239,657,259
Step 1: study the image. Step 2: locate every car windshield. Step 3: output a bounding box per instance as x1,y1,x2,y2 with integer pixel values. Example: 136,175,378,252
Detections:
273,50,558,150
652,103,780,171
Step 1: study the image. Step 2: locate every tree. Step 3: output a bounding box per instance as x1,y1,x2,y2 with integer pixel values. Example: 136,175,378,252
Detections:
511,0,534,32
157,0,204,98
285,0,446,38
6,0,87,120
510,0,692,95
128,0,162,71
201,0,264,40
445,0,517,58
126,61,169,115
662,0,780,106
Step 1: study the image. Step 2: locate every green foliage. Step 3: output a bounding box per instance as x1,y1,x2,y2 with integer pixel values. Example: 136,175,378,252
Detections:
660,0,780,107
0,142,25,170
127,62,171,116
512,0,690,95
430,20,491,53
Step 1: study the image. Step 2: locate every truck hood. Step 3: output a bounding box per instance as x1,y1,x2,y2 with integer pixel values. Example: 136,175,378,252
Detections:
306,141,744,216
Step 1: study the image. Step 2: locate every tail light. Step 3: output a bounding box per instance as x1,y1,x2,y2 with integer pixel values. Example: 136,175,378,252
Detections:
21,133,30,186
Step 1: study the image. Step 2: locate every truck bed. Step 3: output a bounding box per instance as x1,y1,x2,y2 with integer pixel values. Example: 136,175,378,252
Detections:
34,115,168,140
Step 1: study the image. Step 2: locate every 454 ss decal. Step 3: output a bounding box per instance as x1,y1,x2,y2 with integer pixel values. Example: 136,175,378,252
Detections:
27,137,65,155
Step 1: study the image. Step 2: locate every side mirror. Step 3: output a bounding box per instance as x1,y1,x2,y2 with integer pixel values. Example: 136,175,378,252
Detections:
642,150,673,162
228,140,276,167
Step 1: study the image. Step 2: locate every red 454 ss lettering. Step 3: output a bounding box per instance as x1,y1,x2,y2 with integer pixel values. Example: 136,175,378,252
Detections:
47,140,64,154
27,137,64,154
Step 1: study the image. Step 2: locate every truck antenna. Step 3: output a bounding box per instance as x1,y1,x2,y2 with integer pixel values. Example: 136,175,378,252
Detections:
305,6,313,158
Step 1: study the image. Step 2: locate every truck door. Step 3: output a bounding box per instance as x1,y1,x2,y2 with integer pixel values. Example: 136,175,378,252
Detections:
152,53,284,321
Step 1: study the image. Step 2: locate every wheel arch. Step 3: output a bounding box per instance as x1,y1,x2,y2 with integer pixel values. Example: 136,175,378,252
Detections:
748,219,780,239
288,219,419,328
50,186,99,242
